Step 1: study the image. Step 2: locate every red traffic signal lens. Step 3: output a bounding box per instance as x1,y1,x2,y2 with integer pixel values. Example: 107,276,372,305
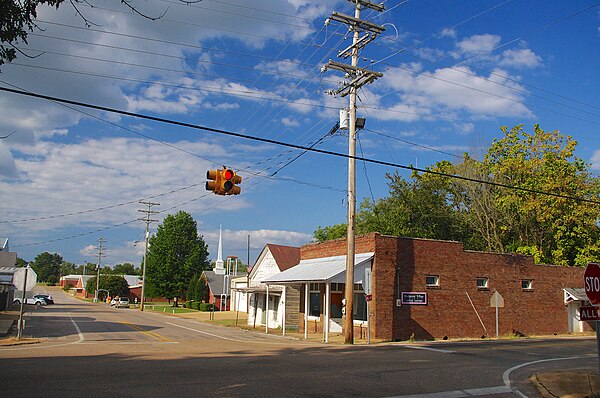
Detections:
223,169,234,180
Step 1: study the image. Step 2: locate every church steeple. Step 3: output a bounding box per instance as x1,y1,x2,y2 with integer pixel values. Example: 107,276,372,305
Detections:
214,225,225,275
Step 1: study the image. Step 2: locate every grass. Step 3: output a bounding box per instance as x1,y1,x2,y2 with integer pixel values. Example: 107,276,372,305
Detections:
142,303,196,314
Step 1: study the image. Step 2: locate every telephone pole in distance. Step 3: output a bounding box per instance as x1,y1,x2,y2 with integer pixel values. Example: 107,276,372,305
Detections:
138,200,160,311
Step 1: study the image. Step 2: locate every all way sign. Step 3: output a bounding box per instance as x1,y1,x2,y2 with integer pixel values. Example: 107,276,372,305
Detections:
580,306,600,322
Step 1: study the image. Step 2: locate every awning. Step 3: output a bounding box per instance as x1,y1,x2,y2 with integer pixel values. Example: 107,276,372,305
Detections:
564,288,588,305
262,252,374,285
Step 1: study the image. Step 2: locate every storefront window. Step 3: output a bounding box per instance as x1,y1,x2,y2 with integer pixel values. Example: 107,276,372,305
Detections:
309,283,321,317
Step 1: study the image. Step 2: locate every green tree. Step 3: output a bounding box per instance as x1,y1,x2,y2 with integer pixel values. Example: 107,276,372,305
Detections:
313,124,600,267
145,211,210,300
480,124,600,265
86,275,129,300
0,0,63,67
113,263,141,275
313,223,347,243
60,261,77,276
31,252,62,282
15,257,27,267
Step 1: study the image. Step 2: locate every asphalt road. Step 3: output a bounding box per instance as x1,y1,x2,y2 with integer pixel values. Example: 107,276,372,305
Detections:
1,289,597,398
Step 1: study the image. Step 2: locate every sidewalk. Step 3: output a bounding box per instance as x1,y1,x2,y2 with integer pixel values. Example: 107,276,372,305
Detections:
531,371,600,398
0,310,18,337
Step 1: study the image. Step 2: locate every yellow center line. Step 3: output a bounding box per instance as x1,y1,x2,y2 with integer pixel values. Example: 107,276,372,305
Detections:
120,321,175,342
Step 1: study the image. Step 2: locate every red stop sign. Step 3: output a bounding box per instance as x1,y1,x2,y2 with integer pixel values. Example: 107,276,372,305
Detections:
584,263,600,305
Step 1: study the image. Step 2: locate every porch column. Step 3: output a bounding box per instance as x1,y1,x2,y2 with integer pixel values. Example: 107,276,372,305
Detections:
282,285,287,336
325,282,330,343
265,284,269,334
304,283,309,340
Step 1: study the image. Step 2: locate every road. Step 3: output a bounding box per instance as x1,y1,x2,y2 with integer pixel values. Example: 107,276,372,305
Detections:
1,289,596,397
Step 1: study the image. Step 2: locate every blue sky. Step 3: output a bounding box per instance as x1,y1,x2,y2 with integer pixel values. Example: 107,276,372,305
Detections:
1,0,599,267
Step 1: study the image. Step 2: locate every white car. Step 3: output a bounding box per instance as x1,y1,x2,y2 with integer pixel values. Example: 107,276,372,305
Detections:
13,297,46,307
115,297,130,308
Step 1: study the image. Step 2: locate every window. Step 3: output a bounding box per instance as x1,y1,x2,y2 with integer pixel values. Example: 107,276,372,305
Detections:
330,283,342,292
354,283,363,292
353,293,367,321
426,275,439,287
476,277,489,289
522,279,532,290
309,283,321,317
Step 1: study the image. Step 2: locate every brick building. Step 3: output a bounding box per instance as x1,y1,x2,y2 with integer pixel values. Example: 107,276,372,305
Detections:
264,233,589,342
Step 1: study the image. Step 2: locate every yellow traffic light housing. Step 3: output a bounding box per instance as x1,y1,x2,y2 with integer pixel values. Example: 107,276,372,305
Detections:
206,169,222,194
206,167,242,195
221,168,242,195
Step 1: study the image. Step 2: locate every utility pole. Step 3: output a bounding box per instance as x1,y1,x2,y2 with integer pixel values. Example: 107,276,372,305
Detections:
138,200,159,311
94,237,105,302
322,0,385,344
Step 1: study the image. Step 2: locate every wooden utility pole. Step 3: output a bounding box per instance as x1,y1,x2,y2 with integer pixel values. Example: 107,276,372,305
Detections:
94,237,105,302
323,0,385,344
138,200,159,311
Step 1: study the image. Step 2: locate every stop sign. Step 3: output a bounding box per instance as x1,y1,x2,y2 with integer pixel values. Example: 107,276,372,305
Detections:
584,263,600,305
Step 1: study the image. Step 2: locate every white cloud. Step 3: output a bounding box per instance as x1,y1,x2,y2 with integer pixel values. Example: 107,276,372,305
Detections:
440,28,457,39
373,63,533,122
282,117,300,127
203,228,312,262
591,150,600,170
454,34,501,57
499,48,542,69
0,142,18,177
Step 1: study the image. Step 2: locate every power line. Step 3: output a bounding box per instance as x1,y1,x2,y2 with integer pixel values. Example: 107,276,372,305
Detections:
2,86,597,205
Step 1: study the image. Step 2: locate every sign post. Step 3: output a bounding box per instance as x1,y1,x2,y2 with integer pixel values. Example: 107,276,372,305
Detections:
364,268,372,345
584,263,600,373
490,290,504,339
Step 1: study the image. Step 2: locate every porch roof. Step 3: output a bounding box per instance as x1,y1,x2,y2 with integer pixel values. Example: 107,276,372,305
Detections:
564,288,588,304
262,252,374,285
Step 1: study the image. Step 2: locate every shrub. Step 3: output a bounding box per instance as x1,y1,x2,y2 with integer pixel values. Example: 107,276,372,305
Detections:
63,282,74,291
198,303,216,312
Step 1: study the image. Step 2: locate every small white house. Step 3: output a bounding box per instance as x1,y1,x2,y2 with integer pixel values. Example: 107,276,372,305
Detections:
247,244,300,331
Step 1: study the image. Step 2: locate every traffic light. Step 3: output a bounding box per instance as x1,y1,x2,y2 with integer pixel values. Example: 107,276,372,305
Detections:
206,167,242,195
206,169,221,194
221,168,242,195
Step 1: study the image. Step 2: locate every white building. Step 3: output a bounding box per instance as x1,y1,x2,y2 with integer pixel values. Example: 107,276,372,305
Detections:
247,244,300,331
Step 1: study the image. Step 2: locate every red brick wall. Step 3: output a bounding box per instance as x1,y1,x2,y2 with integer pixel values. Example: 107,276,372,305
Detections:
300,233,587,341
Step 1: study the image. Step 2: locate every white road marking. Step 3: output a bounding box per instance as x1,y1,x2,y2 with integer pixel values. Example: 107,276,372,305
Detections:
68,312,84,343
385,385,511,398
165,322,236,341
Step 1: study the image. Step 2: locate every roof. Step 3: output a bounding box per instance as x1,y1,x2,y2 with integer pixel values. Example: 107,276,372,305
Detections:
267,244,301,271
203,271,228,296
0,252,17,268
564,288,588,303
263,252,374,284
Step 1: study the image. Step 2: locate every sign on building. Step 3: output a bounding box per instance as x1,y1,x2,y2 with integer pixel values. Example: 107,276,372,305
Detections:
401,292,427,305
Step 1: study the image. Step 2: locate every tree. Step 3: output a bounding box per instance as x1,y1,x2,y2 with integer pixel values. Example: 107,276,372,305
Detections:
314,223,347,243
113,263,141,275
60,261,77,276
31,252,62,282
145,211,210,300
15,257,27,267
312,124,600,267
86,275,129,300
0,0,63,68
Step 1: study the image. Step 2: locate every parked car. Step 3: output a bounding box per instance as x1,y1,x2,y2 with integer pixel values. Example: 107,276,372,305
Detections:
115,297,130,308
110,298,117,306
33,294,54,305
13,297,46,307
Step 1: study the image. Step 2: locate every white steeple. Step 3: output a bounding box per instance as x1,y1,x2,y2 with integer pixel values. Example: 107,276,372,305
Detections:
215,225,225,275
